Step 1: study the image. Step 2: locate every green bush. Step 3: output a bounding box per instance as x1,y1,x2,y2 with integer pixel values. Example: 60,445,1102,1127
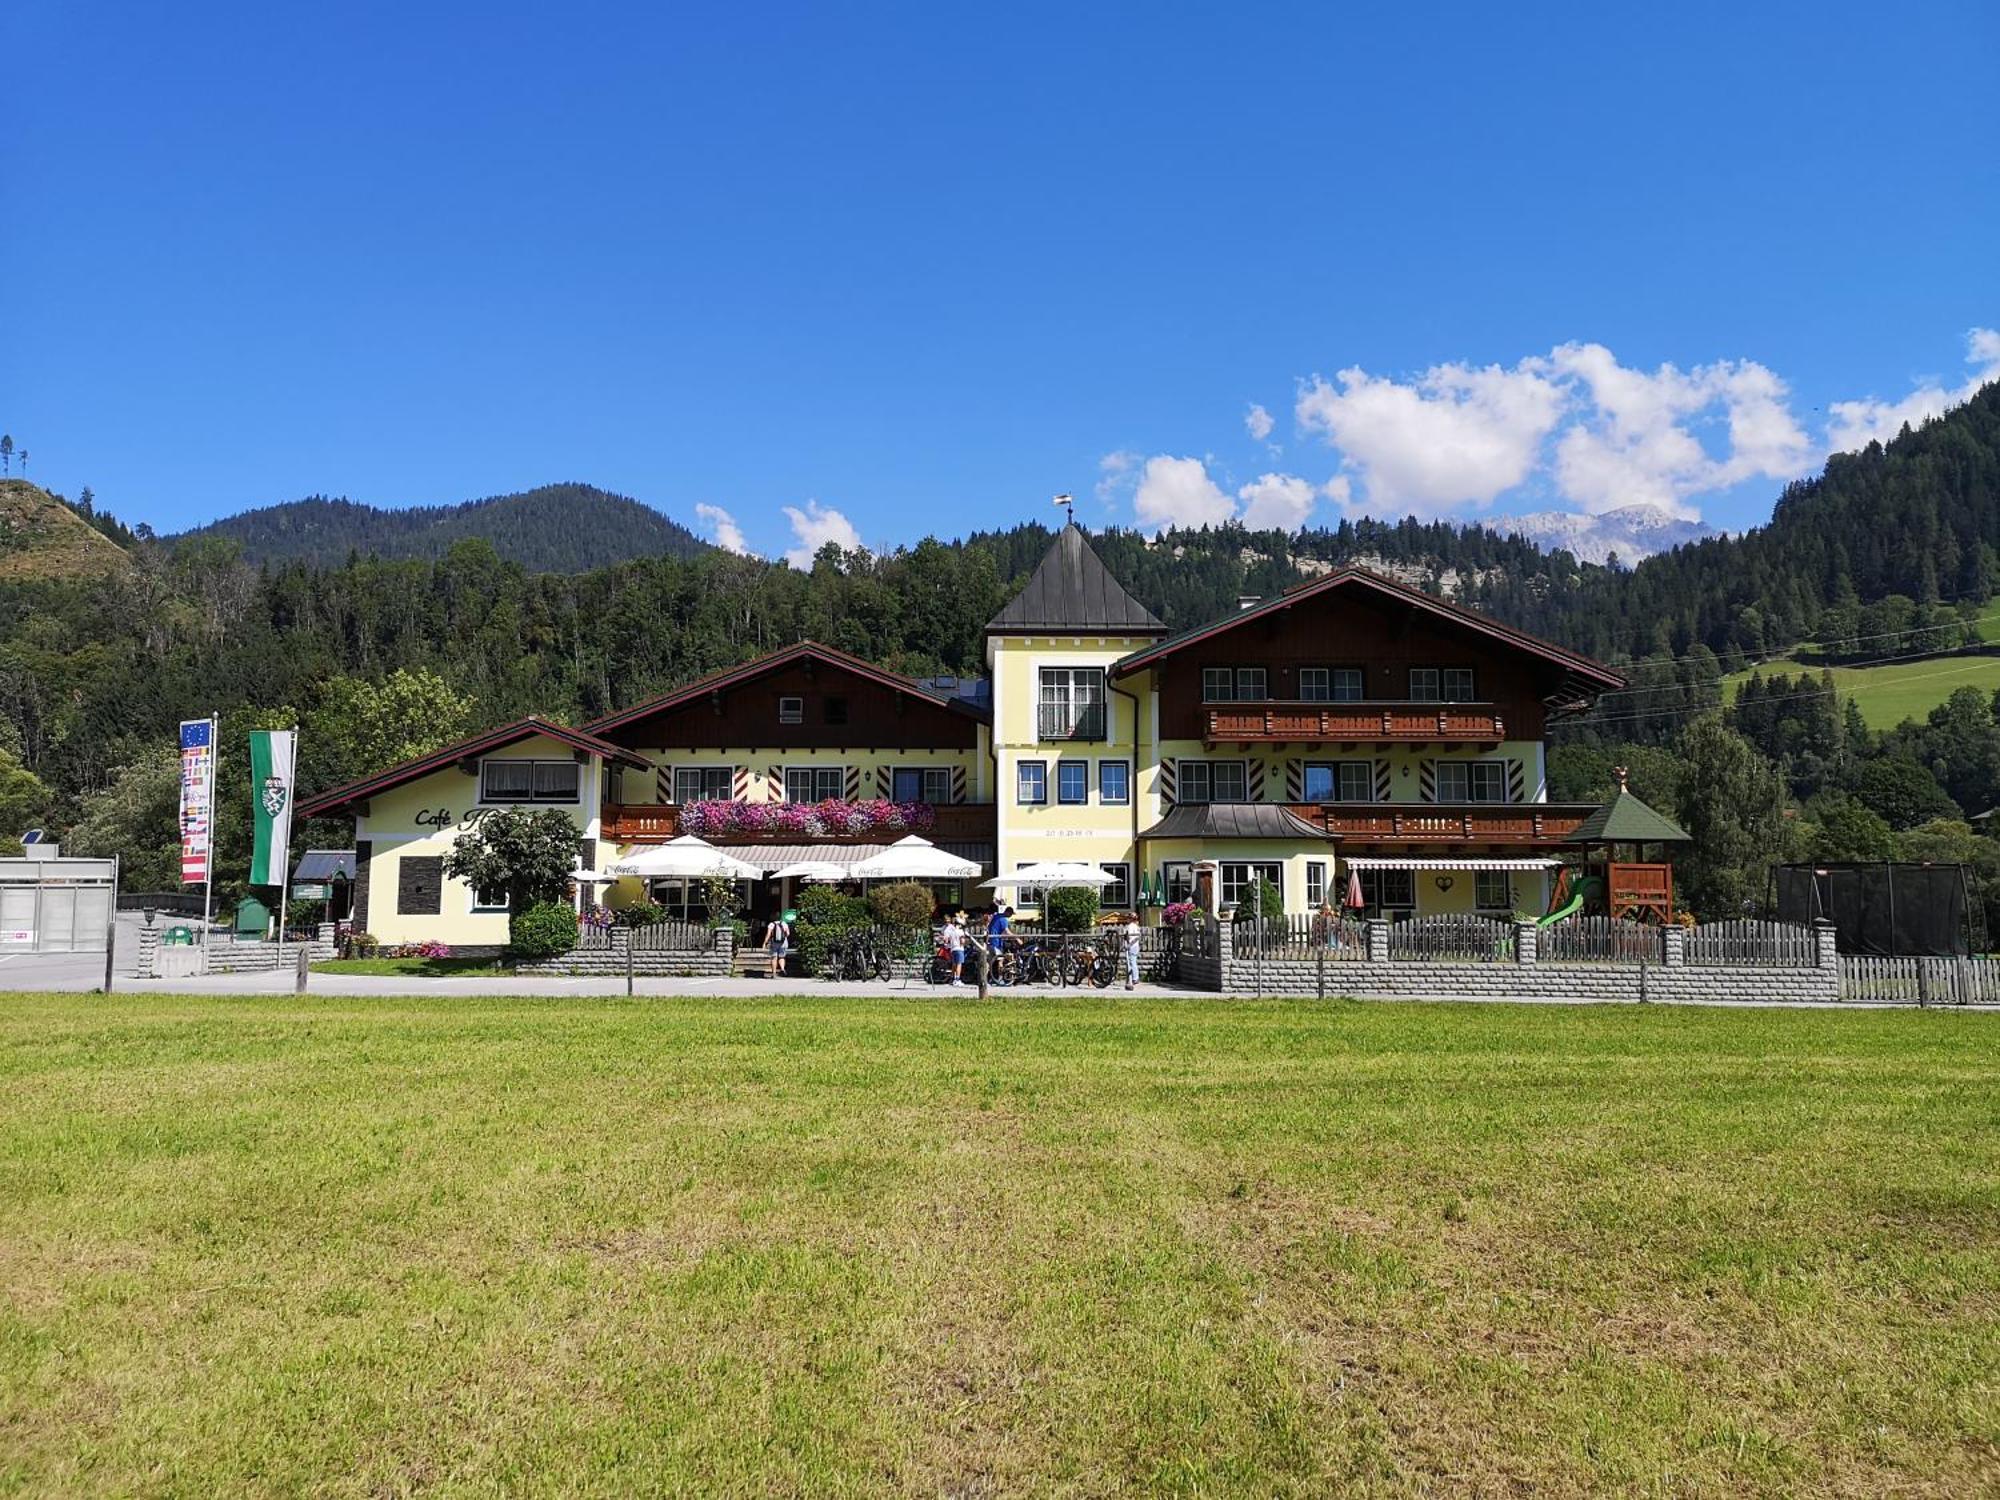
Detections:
509,901,579,960
1231,876,1285,922
612,900,667,928
338,929,379,959
792,885,873,975
868,881,936,928
1045,886,1100,933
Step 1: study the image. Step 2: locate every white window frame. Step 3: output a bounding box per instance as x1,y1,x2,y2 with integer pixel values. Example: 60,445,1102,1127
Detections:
1038,667,1107,741
672,765,735,804
1305,861,1329,908
1220,861,1284,910
480,758,580,804
1097,759,1130,805
1017,759,1048,805
778,695,804,725
1435,758,1508,804
469,880,510,914
784,765,845,803
1056,759,1089,805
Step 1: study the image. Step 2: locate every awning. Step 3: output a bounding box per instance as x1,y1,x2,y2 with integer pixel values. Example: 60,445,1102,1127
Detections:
1342,856,1562,872
715,843,887,874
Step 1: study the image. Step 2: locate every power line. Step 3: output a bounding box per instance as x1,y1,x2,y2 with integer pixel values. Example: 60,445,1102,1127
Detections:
1553,653,2000,733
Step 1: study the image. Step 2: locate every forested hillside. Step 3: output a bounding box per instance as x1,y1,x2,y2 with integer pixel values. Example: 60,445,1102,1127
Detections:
5,380,2000,924
174,483,713,571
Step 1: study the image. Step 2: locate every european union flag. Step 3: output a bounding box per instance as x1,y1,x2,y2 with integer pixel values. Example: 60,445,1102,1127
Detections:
180,720,212,750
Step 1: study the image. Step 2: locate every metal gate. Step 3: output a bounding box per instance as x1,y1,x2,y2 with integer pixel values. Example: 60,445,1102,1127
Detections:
0,856,117,953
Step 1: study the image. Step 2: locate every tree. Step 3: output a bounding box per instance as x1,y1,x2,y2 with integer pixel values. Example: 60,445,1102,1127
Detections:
76,486,94,519
440,807,579,915
1852,755,1961,831
1045,886,1100,932
1801,793,1897,862
16,450,24,477
64,744,181,890
1672,715,1795,919
0,749,48,856
0,436,11,475
299,668,475,796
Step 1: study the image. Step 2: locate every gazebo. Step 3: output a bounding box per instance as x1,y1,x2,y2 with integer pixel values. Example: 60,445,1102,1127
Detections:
1560,767,1693,923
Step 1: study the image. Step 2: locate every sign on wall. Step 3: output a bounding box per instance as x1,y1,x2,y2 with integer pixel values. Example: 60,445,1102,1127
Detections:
178,718,215,885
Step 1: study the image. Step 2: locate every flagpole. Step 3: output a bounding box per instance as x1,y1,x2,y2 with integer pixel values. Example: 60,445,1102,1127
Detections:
199,713,217,972
276,723,296,946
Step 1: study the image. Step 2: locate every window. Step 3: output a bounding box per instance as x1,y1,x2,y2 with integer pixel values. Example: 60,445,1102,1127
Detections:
892,767,954,804
1331,667,1366,701
1359,868,1415,911
673,766,734,804
784,766,845,802
1164,861,1195,904
1475,871,1513,912
1038,667,1107,740
778,696,804,724
1178,758,1247,804
1202,666,1267,701
1409,667,1476,702
1057,760,1088,804
1099,862,1132,908
1220,861,1284,910
1301,761,1373,802
397,856,443,916
1298,667,1329,701
1306,861,1328,908
1098,760,1129,805
823,696,848,725
1434,759,1508,803
1017,759,1048,805
481,759,580,804
470,881,509,914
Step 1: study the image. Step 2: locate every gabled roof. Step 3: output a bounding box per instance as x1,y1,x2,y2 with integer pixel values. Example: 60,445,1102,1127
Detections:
1110,565,1624,699
1569,785,1691,844
584,641,990,737
298,716,648,818
984,525,1167,637
1139,804,1334,841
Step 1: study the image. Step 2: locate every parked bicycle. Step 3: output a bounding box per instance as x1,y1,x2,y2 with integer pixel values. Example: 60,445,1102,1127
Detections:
820,930,894,983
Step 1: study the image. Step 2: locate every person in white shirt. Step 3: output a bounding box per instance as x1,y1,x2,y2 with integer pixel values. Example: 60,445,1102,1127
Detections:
942,915,966,987
1122,912,1142,989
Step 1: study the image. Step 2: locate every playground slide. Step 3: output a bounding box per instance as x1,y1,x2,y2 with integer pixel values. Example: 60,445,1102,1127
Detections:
1539,874,1602,926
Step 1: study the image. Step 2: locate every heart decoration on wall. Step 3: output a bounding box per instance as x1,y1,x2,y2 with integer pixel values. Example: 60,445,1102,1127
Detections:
1435,875,1455,892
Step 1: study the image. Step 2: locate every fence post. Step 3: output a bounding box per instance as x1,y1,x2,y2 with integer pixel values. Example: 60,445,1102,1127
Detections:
136,922,160,979
1638,954,1649,1003
1661,926,1686,968
294,945,309,994
1812,919,1839,971
1365,918,1389,965
974,936,989,1000
1316,942,1325,1000
626,935,635,996
1514,919,1538,967
1918,958,1932,1008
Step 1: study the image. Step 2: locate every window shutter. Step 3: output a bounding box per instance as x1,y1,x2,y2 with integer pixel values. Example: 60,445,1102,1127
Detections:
1506,758,1525,803
353,840,373,931
1159,757,1178,805
1373,760,1391,802
396,856,443,916
1418,758,1437,804
656,763,674,804
1284,758,1303,801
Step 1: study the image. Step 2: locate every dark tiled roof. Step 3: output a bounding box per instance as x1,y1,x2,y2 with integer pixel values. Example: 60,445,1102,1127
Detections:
1569,787,1692,843
291,849,356,882
985,525,1167,637
1139,804,1334,840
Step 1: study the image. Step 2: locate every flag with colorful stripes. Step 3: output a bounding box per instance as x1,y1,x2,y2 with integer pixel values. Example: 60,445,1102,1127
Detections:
178,718,215,884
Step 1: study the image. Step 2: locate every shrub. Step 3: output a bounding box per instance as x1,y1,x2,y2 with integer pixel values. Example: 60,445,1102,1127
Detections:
1045,886,1100,933
612,900,667,928
382,940,453,959
338,929,379,958
792,885,872,974
1162,900,1197,927
1231,877,1285,922
868,881,936,928
509,901,579,960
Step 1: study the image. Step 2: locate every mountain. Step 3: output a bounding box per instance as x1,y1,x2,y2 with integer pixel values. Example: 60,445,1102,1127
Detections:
0,480,132,581
1492,503,1715,565
175,483,714,571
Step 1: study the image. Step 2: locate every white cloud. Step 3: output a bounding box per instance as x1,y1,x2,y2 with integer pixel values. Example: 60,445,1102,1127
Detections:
1295,359,1566,515
781,500,862,568
694,502,751,555
1095,448,1142,503
1132,455,1236,531
1244,403,1275,442
1826,327,2000,454
1236,472,1318,531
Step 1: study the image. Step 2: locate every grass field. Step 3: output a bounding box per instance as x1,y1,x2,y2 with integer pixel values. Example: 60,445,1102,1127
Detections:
1,996,1994,1496
1724,650,2000,728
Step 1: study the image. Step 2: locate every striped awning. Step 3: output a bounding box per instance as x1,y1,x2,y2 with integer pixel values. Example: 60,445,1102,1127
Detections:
1342,856,1562,872
713,843,887,874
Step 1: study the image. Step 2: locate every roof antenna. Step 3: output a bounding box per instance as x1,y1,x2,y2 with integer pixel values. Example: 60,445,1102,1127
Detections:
1053,492,1075,527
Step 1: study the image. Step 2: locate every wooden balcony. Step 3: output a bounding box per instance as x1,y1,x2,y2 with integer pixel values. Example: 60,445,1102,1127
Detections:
1204,701,1506,746
601,802,997,845
1282,801,1598,845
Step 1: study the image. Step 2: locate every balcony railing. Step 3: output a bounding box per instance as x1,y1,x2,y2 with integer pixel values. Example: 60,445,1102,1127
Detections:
602,801,997,845
1039,703,1108,742
1205,701,1505,745
1280,801,1596,843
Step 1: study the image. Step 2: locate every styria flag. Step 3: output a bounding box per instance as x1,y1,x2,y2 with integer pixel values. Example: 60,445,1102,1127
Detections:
249,730,297,888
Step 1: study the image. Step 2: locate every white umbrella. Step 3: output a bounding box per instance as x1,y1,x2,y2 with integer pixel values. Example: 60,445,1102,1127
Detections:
848,835,982,881
604,834,764,881
770,860,851,883
982,861,1118,888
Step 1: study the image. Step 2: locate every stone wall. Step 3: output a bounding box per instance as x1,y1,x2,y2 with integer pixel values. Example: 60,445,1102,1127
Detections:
1196,917,1844,1004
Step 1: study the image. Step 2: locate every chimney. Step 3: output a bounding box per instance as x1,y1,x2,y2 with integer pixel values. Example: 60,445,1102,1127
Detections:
1237,595,1260,611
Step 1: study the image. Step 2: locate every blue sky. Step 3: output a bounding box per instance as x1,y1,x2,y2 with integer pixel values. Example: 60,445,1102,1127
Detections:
5,2,1996,558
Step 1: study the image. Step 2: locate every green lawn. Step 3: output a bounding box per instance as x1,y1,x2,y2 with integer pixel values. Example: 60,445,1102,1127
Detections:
309,955,513,977
0,996,1994,1497
1725,650,2000,728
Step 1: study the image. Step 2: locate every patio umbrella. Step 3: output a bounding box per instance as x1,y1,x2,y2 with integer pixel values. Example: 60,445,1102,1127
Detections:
770,860,850,883
1344,867,1366,910
603,834,764,881
982,861,1118,888
848,836,982,881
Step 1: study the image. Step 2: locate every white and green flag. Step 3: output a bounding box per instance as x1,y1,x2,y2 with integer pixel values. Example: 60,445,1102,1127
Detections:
248,729,297,888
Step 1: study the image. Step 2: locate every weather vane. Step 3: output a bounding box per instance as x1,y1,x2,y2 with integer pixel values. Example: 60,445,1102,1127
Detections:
1053,492,1075,526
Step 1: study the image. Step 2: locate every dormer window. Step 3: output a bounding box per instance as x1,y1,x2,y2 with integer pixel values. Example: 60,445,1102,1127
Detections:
778,696,804,724
823,696,848,725
481,758,580,804
1409,667,1476,703
1202,667,1267,702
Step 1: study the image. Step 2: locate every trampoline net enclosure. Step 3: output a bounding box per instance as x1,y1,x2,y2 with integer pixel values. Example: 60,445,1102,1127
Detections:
1773,862,1971,956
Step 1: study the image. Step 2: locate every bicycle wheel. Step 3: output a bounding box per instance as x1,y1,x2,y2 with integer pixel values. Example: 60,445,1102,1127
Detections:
1057,947,1090,987
869,945,894,982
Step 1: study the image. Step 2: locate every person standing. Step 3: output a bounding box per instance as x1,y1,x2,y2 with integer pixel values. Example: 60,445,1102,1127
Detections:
763,912,790,978
942,912,966,987
1122,911,1142,989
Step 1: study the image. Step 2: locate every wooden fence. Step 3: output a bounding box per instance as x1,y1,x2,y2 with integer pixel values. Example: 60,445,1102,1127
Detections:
1838,955,2000,1005
1385,915,1515,963
1537,916,1661,964
575,920,718,952
1233,914,1369,961
1685,919,1817,968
